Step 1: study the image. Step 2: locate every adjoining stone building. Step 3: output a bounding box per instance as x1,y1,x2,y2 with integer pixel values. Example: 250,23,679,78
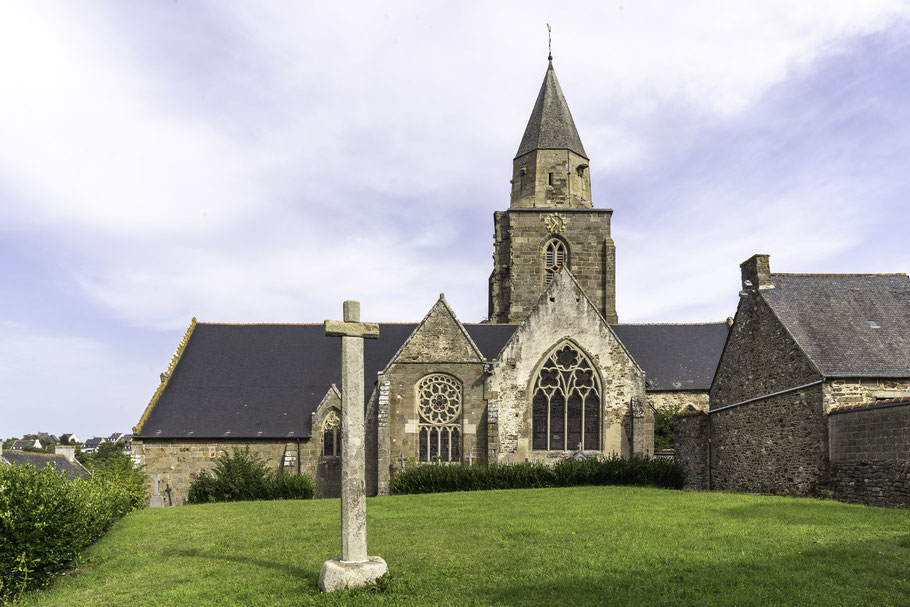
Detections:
676,254,910,506
132,57,728,505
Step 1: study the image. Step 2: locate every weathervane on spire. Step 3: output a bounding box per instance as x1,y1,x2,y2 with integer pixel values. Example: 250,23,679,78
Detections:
547,23,553,61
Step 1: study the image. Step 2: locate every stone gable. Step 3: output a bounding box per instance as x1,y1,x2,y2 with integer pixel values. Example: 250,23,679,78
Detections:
711,290,821,407
391,296,483,364
487,270,647,462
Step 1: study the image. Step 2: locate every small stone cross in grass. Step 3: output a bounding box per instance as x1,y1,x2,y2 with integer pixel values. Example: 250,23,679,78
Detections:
465,452,475,466
319,300,388,592
398,453,408,472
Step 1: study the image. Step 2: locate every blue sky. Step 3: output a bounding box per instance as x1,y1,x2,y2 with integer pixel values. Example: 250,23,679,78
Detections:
2,1,909,439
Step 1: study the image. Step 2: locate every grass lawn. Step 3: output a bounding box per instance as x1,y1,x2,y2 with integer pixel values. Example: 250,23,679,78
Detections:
13,486,910,607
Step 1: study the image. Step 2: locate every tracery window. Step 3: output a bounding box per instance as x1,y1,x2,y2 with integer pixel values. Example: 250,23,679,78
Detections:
543,239,568,287
416,374,462,462
531,342,601,451
323,410,341,457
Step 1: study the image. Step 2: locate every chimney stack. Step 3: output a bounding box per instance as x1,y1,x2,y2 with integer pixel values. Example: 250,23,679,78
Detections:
740,254,773,291
55,445,75,462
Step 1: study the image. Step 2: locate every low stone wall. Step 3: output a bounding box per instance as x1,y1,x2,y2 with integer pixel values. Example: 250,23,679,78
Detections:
829,461,910,508
829,401,910,461
826,400,910,507
674,411,708,490
135,438,320,506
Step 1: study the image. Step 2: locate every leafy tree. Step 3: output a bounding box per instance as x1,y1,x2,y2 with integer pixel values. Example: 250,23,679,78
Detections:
653,405,677,451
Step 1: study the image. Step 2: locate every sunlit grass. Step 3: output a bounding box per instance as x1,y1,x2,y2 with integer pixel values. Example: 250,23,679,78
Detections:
15,487,910,606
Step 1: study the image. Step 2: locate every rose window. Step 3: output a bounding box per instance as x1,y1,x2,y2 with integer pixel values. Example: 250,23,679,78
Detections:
416,374,462,462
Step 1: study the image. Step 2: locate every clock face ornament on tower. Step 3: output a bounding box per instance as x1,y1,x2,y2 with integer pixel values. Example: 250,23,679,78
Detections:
543,212,567,234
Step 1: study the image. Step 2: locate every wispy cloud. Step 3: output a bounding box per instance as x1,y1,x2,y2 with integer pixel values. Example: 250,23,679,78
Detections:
1,2,909,435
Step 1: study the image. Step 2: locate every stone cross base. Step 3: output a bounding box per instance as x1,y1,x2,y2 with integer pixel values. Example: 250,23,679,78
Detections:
148,495,165,508
319,556,389,592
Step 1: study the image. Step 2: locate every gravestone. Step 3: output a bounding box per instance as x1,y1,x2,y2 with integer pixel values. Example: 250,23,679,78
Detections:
149,474,165,508
319,300,389,592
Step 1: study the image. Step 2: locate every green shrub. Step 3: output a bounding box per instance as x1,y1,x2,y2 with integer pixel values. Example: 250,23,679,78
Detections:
268,470,315,500
187,448,314,504
389,455,685,495
0,456,147,604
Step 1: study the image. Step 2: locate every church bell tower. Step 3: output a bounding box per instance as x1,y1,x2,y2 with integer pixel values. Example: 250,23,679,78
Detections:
489,58,617,323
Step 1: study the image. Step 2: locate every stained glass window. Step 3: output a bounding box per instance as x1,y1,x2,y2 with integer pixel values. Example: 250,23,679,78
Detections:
416,374,462,462
323,410,341,457
531,343,601,451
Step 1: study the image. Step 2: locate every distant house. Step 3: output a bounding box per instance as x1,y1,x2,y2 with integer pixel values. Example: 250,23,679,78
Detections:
59,433,81,445
37,432,60,445
120,434,133,454
108,432,125,443
10,438,42,451
0,443,89,480
81,437,106,454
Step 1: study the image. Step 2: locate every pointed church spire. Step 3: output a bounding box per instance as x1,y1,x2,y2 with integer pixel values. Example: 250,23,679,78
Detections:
515,60,587,160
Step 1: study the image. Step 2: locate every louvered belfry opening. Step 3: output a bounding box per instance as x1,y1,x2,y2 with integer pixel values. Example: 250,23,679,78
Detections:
416,373,462,462
544,239,568,287
532,342,601,451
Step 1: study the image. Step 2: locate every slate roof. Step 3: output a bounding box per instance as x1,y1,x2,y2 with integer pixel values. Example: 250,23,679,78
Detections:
10,439,40,450
761,274,910,377
139,323,418,440
1,452,90,480
611,323,730,390
139,319,727,439
515,61,588,159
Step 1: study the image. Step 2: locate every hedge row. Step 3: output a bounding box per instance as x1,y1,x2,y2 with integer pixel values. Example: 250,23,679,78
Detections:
389,455,686,495
188,447,314,504
0,459,147,604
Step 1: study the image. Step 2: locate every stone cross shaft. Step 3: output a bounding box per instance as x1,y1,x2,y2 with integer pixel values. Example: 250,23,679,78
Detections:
324,301,379,563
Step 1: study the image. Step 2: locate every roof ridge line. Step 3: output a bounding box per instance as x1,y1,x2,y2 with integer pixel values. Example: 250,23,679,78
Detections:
196,321,421,326
611,321,728,326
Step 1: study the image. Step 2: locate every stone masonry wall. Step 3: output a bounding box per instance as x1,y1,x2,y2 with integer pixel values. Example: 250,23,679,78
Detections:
380,362,487,493
829,461,910,508
648,390,710,413
490,208,616,323
829,400,910,461
134,438,319,506
674,411,709,489
827,400,910,507
487,271,647,463
823,379,910,413
709,384,828,495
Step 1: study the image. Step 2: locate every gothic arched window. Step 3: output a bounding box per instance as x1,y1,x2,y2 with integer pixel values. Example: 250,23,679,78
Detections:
416,374,462,462
543,239,568,287
531,342,601,451
323,410,341,457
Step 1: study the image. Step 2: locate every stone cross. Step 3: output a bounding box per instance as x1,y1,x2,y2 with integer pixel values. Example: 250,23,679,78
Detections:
398,453,408,472
465,452,475,466
572,442,588,462
319,300,388,592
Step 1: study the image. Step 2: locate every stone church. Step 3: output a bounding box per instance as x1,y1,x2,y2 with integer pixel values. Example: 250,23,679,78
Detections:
132,57,744,504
